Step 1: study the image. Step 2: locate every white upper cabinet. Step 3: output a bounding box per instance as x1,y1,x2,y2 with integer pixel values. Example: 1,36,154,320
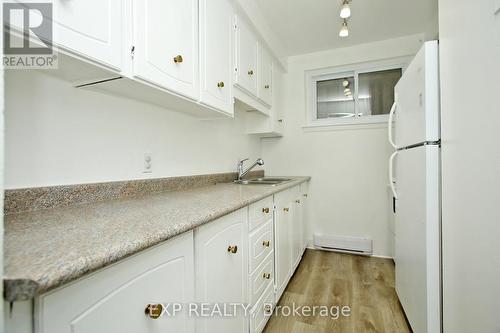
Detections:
9,0,123,70
258,46,273,107
199,0,234,115
132,0,199,100
235,15,258,96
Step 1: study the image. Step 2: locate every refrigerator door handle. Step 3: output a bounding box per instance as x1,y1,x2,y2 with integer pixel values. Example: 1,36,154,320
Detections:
389,151,398,200
388,102,398,149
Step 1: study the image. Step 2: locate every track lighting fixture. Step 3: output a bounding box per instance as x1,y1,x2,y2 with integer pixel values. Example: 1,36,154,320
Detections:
340,0,351,19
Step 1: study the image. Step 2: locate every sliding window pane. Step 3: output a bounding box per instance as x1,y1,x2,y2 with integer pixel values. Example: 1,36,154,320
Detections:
316,77,355,119
358,69,402,116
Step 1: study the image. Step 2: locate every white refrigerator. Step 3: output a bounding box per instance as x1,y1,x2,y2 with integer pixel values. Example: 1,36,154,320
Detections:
388,41,441,333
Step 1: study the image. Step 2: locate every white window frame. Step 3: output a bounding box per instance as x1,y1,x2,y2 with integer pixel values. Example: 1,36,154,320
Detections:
305,57,412,128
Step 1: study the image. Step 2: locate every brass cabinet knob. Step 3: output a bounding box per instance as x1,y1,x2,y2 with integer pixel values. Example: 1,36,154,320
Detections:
173,55,183,63
145,304,164,319
263,273,271,279
262,240,270,247
283,207,289,212
217,81,225,88
264,304,272,314
248,70,254,75
303,194,308,198
227,245,238,254
264,84,270,89
295,199,301,204
262,207,270,214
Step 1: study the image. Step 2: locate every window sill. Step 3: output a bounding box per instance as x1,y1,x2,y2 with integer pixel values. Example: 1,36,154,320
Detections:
303,116,389,132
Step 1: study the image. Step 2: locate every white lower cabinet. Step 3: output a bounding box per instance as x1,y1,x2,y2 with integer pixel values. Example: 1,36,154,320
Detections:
291,188,304,271
300,182,310,249
274,190,292,301
36,232,195,333
274,185,308,302
10,182,310,333
249,220,274,272
249,252,274,306
250,282,275,333
195,208,249,333
248,198,275,333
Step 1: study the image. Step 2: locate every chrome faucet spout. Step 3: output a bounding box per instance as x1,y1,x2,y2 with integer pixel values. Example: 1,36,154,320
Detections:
237,158,264,180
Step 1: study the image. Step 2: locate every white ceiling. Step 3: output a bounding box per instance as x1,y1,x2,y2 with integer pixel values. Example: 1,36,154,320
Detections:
254,0,438,57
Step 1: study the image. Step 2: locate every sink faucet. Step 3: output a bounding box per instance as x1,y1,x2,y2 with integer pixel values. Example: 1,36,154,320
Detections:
237,158,264,180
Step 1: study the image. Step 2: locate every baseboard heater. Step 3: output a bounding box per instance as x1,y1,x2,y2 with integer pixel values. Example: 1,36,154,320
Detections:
313,234,373,255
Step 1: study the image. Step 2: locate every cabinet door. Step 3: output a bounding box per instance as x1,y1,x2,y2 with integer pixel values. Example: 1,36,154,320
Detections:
199,0,233,114
8,1,122,70
195,209,248,333
133,0,198,99
38,232,195,333
291,196,304,270
258,46,273,107
300,183,310,250
235,16,258,96
274,196,292,301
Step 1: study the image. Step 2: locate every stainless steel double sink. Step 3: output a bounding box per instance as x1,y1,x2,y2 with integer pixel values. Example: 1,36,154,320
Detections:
234,177,292,186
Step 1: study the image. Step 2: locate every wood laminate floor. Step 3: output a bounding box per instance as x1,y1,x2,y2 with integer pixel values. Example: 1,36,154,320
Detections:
263,249,412,333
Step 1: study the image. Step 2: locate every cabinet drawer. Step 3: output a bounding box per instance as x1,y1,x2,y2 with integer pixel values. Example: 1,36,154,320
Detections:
249,252,274,306
37,232,195,333
249,221,273,273
250,282,275,333
249,196,273,231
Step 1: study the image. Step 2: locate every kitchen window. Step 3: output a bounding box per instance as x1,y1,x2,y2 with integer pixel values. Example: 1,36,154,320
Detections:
305,59,408,127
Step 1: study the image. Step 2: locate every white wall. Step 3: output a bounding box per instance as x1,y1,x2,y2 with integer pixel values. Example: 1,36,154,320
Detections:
262,34,424,257
4,70,262,188
439,1,500,332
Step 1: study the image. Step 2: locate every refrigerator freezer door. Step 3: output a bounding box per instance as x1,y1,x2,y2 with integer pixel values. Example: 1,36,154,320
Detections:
394,41,440,147
395,145,441,333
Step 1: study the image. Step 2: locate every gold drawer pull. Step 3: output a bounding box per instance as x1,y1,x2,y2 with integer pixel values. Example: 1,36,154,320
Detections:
295,199,301,204
217,81,225,88
262,207,270,214
262,240,270,247
248,70,254,75
264,84,270,89
264,304,272,314
173,55,183,63
145,304,163,319
227,245,238,254
263,273,271,279
283,207,289,212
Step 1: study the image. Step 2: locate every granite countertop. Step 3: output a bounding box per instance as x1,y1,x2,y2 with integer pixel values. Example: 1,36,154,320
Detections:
4,177,310,302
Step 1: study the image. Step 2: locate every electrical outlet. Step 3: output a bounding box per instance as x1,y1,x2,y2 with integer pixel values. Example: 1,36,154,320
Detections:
143,153,152,174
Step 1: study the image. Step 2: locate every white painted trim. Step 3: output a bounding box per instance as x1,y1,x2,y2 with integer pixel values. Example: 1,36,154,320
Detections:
371,254,395,260
305,56,412,127
302,121,388,132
